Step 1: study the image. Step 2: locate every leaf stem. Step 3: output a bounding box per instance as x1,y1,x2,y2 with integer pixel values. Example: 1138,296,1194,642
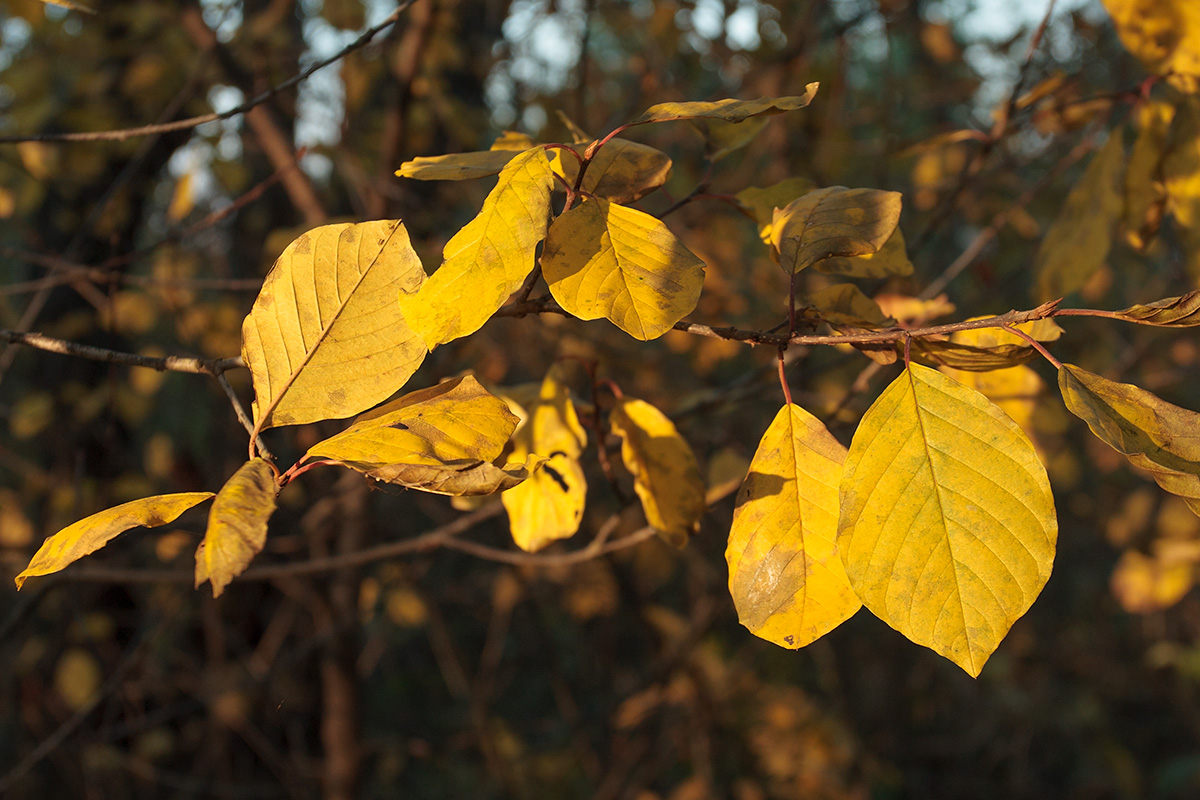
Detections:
1002,324,1063,369
777,350,793,406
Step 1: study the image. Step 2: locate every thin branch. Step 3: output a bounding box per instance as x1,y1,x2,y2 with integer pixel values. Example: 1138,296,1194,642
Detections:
0,3,415,144
216,371,273,462
0,329,241,374
1003,324,1062,369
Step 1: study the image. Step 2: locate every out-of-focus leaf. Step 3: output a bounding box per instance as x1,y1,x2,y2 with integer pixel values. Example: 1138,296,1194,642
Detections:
773,187,902,276
166,171,194,222
397,149,555,348
726,404,860,649
1114,291,1200,326
242,220,427,431
555,109,592,144
941,324,1048,433
839,364,1057,677
691,115,770,161
1101,0,1200,93
491,131,536,151
735,177,818,243
1111,550,1194,613
503,365,588,552
555,138,672,203
807,283,891,328
1034,132,1125,300
15,493,215,589
396,150,520,180
1124,99,1175,249
816,228,915,278
629,86,819,125
195,459,277,598
542,198,705,340
610,397,706,547
874,293,956,326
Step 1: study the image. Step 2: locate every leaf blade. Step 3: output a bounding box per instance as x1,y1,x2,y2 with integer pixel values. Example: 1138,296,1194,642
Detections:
195,459,278,598
773,187,902,276
629,86,819,125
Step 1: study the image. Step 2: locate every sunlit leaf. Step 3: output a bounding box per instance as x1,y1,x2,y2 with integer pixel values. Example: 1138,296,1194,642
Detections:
1059,364,1200,515
734,177,817,243
303,376,531,495
1034,132,1125,301
195,459,277,598
15,492,215,589
502,365,589,552
542,198,706,340
629,86,819,125
1111,550,1194,613
242,220,427,431
815,228,915,278
839,364,1057,677
491,131,537,151
610,397,706,547
396,150,520,180
773,187,902,276
726,404,860,649
1101,0,1200,93
555,138,672,203
396,148,556,348
1124,99,1175,249
1114,291,1200,326
807,283,891,328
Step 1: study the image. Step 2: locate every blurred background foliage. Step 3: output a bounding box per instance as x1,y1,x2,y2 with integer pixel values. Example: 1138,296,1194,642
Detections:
3,0,1200,797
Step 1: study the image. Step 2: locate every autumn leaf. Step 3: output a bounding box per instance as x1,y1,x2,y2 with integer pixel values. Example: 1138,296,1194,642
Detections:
772,187,902,276
15,493,215,589
815,228,915,278
396,150,521,180
242,220,427,432
1101,0,1200,94
1111,550,1195,613
807,283,891,328
734,177,817,243
1113,291,1200,327
690,115,770,161
610,397,706,547
195,459,278,598
554,138,672,203
1034,132,1125,301
629,86,819,125
542,198,706,340
838,364,1058,677
1123,99,1174,249
396,148,556,349
304,376,530,496
940,325,1048,435
726,404,860,649
502,365,589,552
909,338,1037,371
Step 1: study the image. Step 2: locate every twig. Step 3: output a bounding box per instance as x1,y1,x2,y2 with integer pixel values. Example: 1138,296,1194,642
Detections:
0,3,415,144
0,329,241,374
1003,324,1062,369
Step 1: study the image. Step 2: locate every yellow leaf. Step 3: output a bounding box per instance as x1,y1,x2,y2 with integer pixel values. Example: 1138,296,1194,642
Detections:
690,115,770,161
1034,132,1125,301
1114,291,1200,326
554,109,592,144
166,171,194,223
874,293,956,326
1101,0,1200,93
542,198,706,340
772,187,902,276
629,86,819,125
490,131,536,151
55,649,101,712
195,459,277,598
242,220,427,432
502,365,589,552
909,338,1036,371
555,138,672,203
397,148,556,348
304,376,531,495
808,283,891,328
15,492,215,589
734,177,817,243
1111,550,1194,613
610,397,706,547
1058,364,1200,515
396,150,520,180
815,228,915,278
1123,99,1175,249
838,364,1057,677
726,404,861,649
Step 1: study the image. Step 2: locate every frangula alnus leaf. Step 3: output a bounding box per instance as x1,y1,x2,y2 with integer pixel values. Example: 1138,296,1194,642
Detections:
610,397,706,547
396,149,520,180
816,228,915,278
726,404,860,649
839,364,1057,677
554,138,672,203
629,86,819,125
502,365,589,552
773,187,902,276
15,493,215,589
1113,291,1200,327
1101,0,1200,94
542,198,705,341
195,459,278,598
734,177,817,243
242,220,427,432
396,148,556,349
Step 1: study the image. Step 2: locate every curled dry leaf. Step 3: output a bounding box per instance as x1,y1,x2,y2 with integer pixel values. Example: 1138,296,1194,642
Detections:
15,493,215,589
1113,291,1200,327
629,86,819,125
195,459,278,598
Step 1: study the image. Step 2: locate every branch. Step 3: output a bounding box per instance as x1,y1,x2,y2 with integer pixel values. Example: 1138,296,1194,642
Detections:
0,3,415,145
0,329,241,374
